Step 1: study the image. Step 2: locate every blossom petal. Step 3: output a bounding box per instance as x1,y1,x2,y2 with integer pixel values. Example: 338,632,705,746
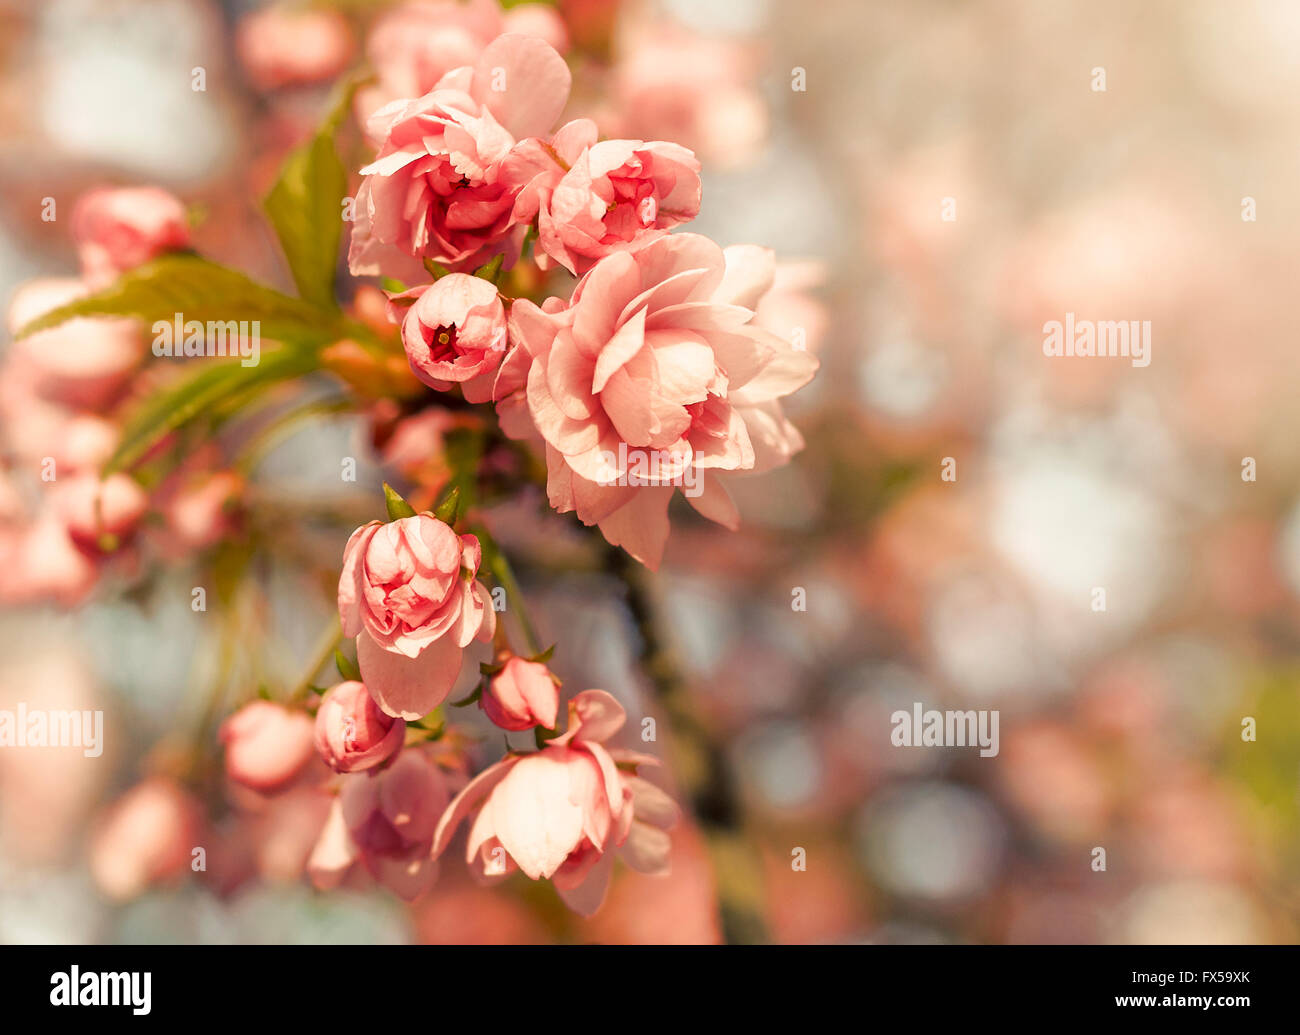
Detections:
357,631,464,720
595,487,673,570
554,850,613,916
307,799,359,890
685,473,739,530
432,757,517,858
472,35,571,139
620,821,673,876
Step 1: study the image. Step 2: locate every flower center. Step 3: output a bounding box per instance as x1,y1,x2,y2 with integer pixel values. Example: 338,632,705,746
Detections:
426,323,459,362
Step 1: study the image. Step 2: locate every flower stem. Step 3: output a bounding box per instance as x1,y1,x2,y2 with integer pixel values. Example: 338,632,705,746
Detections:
474,524,542,656
288,614,343,703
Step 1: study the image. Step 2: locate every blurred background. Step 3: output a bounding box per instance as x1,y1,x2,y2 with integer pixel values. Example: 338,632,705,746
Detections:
2,0,1300,944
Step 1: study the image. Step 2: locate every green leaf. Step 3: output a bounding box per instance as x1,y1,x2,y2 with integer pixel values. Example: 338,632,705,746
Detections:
334,649,361,682
450,682,483,708
103,346,321,474
383,482,417,521
438,427,481,524
473,254,504,284
528,644,556,665
433,485,461,525
415,708,444,731
263,77,361,310
13,254,341,345
534,723,561,748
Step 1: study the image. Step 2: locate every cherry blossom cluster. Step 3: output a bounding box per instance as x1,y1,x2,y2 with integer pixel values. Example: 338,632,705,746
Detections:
12,0,819,920
1,190,243,609
350,30,817,570
282,13,818,909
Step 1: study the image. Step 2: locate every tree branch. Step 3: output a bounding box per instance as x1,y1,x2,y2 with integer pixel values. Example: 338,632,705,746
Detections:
607,544,769,944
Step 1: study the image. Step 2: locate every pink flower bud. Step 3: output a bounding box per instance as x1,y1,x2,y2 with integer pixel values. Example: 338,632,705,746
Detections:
219,701,315,792
398,274,509,402
236,7,355,92
89,778,202,901
59,473,148,555
481,656,560,731
72,187,191,288
6,278,144,409
337,514,496,720
165,470,244,552
6,517,98,607
314,680,405,773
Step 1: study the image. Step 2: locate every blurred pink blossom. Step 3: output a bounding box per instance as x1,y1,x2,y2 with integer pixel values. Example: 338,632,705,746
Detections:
356,0,568,121
309,747,458,900
71,187,192,289
6,278,143,410
236,7,356,92
89,778,202,901
220,701,316,793
609,23,766,170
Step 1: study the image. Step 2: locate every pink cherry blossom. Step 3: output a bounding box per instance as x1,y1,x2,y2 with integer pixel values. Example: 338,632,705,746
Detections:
0,365,118,476
308,747,457,900
348,35,571,277
499,233,818,568
396,273,508,401
314,680,406,774
219,701,316,793
481,655,560,731
89,778,203,901
337,513,495,719
510,118,702,275
2,516,97,607
58,415,120,473
610,23,767,171
356,0,569,122
235,7,355,92
500,4,569,53
433,689,678,915
56,472,148,556
6,278,144,410
162,470,245,553
71,187,192,289
0,472,141,605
